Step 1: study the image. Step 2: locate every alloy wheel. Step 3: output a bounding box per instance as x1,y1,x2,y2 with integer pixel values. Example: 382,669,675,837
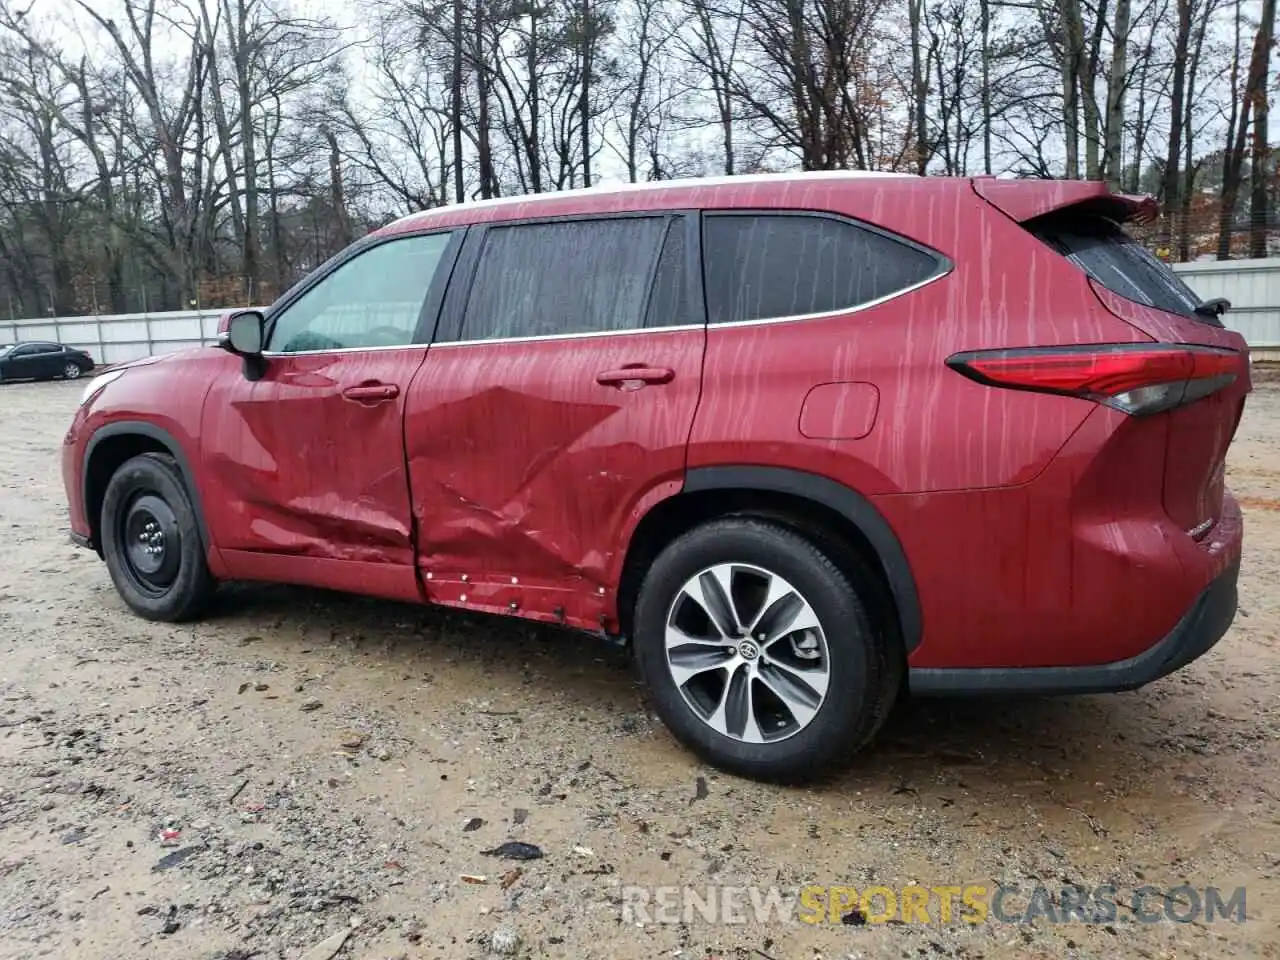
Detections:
663,563,831,744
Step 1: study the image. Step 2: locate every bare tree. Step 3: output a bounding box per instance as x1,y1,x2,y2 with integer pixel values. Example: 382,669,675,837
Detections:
1246,0,1276,257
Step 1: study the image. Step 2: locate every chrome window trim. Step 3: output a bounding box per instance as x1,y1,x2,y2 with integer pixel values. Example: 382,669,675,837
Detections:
428,322,706,349
251,241,952,356
427,265,951,348
261,342,430,358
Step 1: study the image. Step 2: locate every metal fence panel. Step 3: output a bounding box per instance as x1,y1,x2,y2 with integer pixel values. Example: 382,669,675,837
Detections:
1172,259,1280,348
0,308,246,363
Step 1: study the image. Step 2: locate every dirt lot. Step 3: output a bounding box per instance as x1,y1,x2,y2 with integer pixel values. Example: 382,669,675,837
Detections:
2,371,1279,960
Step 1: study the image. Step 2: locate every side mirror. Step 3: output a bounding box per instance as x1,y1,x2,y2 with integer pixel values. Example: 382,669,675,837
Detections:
221,310,268,382
226,310,266,355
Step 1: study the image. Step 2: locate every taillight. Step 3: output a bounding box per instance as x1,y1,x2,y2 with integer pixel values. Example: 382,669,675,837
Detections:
945,343,1240,416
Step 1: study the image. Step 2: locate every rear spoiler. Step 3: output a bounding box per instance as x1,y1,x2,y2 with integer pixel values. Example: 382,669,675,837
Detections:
971,176,1158,225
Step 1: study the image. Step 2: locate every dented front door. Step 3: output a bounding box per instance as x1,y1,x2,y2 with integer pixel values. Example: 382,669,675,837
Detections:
198,229,461,601
403,213,705,631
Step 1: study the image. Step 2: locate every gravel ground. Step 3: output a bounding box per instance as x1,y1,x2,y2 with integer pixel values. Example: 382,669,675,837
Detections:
2,370,1279,960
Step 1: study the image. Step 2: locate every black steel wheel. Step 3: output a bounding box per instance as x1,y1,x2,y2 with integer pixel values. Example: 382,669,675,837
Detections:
100,452,215,621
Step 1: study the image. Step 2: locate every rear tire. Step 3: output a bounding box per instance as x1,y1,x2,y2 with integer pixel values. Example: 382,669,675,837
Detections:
63,362,82,380
632,518,897,784
100,452,215,622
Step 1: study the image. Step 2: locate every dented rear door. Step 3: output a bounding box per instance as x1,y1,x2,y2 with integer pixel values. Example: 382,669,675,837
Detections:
404,212,705,632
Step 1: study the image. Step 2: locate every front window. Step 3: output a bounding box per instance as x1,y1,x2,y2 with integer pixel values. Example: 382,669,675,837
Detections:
266,232,455,353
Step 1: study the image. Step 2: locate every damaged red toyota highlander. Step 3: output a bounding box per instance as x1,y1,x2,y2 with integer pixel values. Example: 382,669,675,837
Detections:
61,172,1249,783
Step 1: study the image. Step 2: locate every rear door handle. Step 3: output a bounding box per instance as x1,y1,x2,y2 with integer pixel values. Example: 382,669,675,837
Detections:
342,382,400,402
595,366,675,387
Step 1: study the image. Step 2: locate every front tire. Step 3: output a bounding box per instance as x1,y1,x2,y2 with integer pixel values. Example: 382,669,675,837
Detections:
632,518,896,784
100,452,215,622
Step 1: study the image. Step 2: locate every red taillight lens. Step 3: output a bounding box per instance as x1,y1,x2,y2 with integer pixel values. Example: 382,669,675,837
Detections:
946,343,1240,416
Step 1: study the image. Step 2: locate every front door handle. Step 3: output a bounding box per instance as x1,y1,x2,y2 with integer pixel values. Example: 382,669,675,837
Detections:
595,366,675,388
342,382,400,403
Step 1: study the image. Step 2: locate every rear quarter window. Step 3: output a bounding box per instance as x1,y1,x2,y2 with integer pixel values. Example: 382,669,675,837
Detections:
701,212,945,325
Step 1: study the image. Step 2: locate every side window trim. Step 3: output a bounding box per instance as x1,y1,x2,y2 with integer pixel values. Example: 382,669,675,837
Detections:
260,227,466,354
434,223,488,344
698,208,953,328
633,215,675,328
433,209,703,346
640,212,706,330
684,210,708,329
412,228,467,345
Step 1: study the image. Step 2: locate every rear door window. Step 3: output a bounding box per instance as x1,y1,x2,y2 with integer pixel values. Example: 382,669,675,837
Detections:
701,212,944,325
1027,213,1203,319
457,216,670,342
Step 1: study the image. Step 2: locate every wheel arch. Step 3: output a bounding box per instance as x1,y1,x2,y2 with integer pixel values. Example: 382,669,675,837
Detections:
83,421,211,557
616,465,922,654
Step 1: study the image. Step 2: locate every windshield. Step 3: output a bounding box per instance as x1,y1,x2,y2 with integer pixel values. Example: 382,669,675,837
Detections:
0,345,13,358
1027,213,1206,320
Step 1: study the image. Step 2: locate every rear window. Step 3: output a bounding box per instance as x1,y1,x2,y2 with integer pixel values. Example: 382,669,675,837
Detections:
1027,213,1204,319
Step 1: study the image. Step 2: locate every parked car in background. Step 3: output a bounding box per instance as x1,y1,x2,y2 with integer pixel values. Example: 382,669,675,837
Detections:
59,171,1250,784
0,342,95,383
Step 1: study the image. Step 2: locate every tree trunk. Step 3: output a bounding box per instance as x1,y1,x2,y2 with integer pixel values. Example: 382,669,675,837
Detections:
579,0,592,187
1159,0,1191,251
267,139,284,295
1218,0,1249,258
326,130,351,250
527,5,542,192
1103,0,1129,187
980,0,992,174
1077,0,1107,179
1058,0,1084,178
1178,1,1212,262
452,0,465,202
234,0,260,295
1248,0,1276,258
909,0,927,173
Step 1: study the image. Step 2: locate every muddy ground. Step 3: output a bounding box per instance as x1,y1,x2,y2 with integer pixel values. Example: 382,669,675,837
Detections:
1,370,1279,960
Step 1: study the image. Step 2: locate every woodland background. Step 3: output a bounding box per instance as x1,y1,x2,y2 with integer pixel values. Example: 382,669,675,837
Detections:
0,0,1276,318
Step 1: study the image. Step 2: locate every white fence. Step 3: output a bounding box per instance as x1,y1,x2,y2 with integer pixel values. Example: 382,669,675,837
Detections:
1171,259,1280,349
1,258,1278,363
0,308,248,365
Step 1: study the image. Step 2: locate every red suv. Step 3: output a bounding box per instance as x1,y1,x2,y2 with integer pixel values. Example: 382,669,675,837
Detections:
61,172,1249,782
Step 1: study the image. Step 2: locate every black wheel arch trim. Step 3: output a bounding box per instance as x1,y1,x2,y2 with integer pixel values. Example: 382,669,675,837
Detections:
682,465,922,653
82,421,211,555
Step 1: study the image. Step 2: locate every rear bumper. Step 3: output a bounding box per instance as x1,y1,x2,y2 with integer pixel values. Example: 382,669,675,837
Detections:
909,557,1240,696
